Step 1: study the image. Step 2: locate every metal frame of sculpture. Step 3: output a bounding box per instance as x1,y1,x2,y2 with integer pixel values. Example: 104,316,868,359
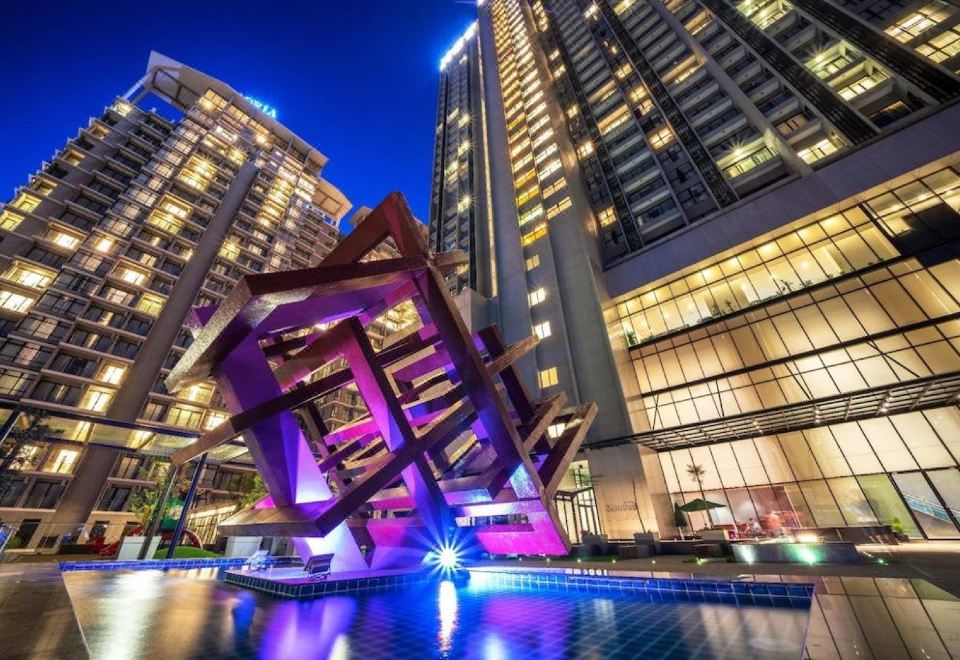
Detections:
166,192,597,572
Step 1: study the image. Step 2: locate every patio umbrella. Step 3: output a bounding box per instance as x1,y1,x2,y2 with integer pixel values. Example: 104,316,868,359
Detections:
679,498,726,513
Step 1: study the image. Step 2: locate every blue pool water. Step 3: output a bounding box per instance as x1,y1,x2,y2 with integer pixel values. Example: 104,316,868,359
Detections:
63,568,810,659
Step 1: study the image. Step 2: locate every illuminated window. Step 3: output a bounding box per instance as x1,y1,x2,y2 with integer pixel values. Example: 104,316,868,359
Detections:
98,363,126,385
520,205,545,226
183,382,215,404
458,140,471,156
648,127,674,150
48,449,79,474
137,293,165,316
547,423,566,439
526,254,541,270
81,387,114,412
577,141,595,159
539,367,559,388
204,411,228,431
597,206,617,227
528,287,546,306
614,63,633,80
95,237,115,253
111,100,133,116
179,156,216,191
3,262,55,288
0,290,35,313
916,26,960,62
598,105,631,135
62,148,85,166
797,137,840,163
10,192,41,215
545,197,572,219
117,266,147,286
522,223,548,246
534,321,552,339
47,228,82,250
457,195,473,213
0,210,24,231
219,241,240,261
837,71,888,100
885,3,949,42
542,178,566,199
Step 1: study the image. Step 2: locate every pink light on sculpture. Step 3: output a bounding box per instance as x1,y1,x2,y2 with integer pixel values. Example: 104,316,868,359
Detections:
165,192,597,572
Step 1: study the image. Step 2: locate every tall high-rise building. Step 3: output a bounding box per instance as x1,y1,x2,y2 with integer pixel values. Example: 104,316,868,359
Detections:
0,52,352,548
432,0,960,539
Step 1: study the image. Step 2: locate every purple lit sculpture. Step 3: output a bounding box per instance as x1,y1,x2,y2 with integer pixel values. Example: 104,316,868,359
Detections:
166,193,597,572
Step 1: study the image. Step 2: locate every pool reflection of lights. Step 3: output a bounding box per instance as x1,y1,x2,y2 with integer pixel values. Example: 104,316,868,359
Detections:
437,580,459,653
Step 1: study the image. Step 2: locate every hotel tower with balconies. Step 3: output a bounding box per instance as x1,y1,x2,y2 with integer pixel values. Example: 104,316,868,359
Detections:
0,52,353,549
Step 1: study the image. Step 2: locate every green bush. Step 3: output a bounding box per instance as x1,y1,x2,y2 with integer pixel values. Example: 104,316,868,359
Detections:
153,546,222,559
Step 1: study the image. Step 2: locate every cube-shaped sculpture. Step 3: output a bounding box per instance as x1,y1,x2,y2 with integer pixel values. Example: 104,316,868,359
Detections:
166,193,596,572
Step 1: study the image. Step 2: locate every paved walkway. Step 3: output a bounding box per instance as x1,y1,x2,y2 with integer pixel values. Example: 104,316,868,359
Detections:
0,563,87,659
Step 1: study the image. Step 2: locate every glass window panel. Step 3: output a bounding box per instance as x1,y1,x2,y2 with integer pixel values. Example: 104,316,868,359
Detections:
930,260,960,302
724,487,758,531
819,297,865,342
799,480,846,526
772,313,814,354
780,483,816,528
872,281,927,326
832,231,879,269
860,417,919,471
778,431,823,480
794,305,839,347
804,427,851,477
900,271,959,318
892,472,959,539
922,407,960,463
858,474,922,539
830,421,884,474
926,468,960,525
688,446,722,490
749,486,790,536
709,443,745,488
731,439,767,486
703,490,735,527
754,435,795,482
890,413,954,469
827,476,878,525
752,319,789,360
810,241,850,277
857,226,898,262
660,452,681,493
844,289,894,334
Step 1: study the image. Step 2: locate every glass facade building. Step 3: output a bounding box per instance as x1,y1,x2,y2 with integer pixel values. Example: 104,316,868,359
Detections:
432,0,960,539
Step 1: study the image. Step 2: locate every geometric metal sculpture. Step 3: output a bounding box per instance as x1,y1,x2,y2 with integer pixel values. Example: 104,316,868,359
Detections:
166,193,596,572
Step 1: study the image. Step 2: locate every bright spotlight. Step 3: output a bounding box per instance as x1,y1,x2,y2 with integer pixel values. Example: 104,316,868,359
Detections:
438,546,460,569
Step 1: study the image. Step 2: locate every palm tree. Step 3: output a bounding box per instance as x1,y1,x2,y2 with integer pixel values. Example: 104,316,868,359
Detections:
685,463,709,530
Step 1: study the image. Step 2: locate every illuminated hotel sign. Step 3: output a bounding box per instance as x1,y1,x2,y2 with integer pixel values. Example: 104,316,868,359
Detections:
243,95,278,119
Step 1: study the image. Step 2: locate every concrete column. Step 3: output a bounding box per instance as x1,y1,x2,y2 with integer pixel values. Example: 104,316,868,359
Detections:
478,8,539,391
46,158,260,544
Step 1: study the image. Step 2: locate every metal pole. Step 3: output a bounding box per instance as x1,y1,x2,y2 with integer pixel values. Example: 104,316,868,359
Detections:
138,463,180,560
0,408,23,470
166,453,206,559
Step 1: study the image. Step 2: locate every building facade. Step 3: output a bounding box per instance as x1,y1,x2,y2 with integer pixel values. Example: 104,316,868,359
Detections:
431,0,960,540
0,52,352,549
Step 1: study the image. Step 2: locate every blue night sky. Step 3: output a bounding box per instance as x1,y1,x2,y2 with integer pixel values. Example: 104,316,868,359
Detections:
0,1,478,231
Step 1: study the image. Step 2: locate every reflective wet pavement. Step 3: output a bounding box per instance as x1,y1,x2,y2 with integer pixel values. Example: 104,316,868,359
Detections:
62,567,810,659
0,561,956,658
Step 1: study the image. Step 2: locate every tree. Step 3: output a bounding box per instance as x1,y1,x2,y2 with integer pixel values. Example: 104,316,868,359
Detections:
0,410,61,494
685,463,710,530
238,473,267,508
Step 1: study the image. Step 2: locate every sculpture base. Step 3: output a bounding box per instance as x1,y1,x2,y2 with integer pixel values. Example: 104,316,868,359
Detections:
224,565,440,599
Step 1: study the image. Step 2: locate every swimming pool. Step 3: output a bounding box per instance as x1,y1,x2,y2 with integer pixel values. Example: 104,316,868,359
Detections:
63,567,811,659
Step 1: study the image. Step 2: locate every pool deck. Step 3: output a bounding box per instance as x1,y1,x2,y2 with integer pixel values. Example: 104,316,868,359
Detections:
0,563,86,659
1,542,959,658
